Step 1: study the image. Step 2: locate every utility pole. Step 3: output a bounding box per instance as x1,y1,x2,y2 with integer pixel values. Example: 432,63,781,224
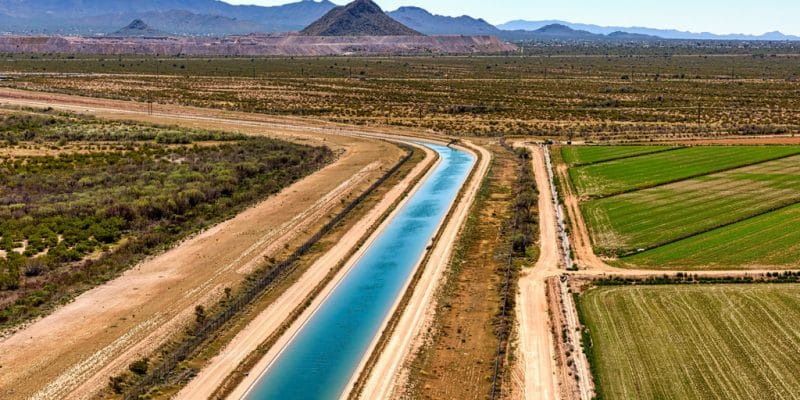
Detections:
697,96,702,127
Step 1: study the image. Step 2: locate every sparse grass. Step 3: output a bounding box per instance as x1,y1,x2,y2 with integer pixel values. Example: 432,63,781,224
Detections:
579,284,800,400
2,54,800,138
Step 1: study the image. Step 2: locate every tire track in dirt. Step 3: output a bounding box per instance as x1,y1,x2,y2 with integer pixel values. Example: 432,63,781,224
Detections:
514,144,561,400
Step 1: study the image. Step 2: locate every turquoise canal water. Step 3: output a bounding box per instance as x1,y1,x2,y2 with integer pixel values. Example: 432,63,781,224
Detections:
243,144,475,400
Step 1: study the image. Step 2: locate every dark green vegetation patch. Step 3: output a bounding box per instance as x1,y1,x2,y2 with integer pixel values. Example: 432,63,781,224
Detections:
0,111,333,327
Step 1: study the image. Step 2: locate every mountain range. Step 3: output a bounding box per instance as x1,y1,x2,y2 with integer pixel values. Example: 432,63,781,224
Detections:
0,0,797,41
498,20,800,41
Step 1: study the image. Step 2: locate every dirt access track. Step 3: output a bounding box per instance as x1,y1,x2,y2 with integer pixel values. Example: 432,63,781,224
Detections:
513,144,561,400
0,88,425,400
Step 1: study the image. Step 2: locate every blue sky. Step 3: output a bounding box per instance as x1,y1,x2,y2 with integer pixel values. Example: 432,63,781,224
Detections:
225,0,799,35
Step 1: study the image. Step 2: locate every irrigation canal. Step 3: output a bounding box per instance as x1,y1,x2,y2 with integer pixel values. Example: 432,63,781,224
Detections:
242,143,476,400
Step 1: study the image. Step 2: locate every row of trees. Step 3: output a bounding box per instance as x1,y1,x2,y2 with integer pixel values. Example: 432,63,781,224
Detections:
510,147,539,255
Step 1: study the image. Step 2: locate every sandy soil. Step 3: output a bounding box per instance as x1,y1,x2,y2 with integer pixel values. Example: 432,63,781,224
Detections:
355,140,490,400
514,144,561,400
553,162,610,272
0,90,404,400
178,144,437,399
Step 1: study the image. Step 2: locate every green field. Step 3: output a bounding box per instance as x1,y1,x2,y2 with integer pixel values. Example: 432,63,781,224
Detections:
583,155,800,256
621,202,800,268
569,146,800,198
560,146,677,166
566,145,800,268
579,284,800,400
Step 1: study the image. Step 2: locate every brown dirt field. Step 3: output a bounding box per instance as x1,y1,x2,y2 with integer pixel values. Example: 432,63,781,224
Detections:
402,140,513,400
0,90,405,400
356,140,491,400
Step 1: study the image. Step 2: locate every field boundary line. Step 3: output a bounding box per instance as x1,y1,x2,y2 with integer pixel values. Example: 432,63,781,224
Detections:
568,146,684,167
582,150,800,200
619,200,800,260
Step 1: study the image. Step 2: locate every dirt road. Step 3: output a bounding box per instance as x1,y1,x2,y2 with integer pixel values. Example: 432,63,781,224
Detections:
515,144,561,400
0,89,405,400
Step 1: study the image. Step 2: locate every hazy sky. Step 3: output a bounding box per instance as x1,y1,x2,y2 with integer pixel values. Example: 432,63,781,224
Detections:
225,0,799,35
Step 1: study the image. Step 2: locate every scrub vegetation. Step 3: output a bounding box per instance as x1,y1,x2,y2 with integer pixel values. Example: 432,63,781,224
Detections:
407,140,538,399
2,52,800,139
578,284,800,400
0,110,333,328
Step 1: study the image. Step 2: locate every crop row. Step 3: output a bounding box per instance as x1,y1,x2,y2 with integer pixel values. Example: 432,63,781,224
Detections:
560,145,677,166
569,146,800,198
583,155,800,256
579,284,800,400
621,202,800,269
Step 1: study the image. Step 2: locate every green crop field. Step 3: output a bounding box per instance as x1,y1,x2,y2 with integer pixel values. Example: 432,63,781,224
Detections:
569,146,800,198
565,145,800,268
621,202,800,269
583,155,800,256
579,284,800,400
560,146,677,166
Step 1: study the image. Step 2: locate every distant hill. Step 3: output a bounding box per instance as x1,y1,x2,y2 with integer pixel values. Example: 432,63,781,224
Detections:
0,0,337,35
84,11,265,36
529,23,598,39
110,19,166,37
387,7,499,36
302,0,420,36
498,20,800,41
